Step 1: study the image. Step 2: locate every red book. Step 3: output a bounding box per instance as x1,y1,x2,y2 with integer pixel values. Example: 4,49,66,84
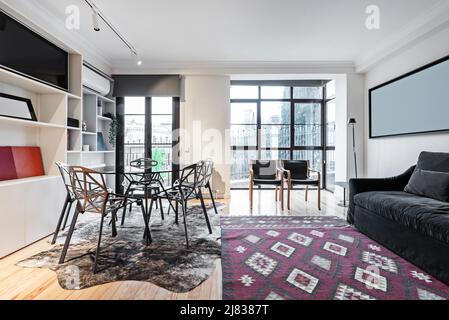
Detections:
0,146,44,181
11,147,45,179
0,147,18,181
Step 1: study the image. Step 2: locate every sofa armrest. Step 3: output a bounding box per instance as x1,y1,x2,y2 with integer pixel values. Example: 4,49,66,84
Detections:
347,165,415,224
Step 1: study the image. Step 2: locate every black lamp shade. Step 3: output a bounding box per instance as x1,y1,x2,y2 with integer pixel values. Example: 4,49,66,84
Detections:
348,118,357,125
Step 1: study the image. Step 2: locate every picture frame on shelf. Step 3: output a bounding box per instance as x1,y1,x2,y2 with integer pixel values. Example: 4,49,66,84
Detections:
97,132,107,151
0,92,37,122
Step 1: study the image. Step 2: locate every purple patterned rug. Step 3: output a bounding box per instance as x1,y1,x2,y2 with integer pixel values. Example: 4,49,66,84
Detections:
221,216,449,300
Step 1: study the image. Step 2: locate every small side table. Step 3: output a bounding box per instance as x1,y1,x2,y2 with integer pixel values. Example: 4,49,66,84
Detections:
335,181,349,207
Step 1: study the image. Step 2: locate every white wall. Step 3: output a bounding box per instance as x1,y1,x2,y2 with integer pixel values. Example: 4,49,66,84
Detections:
180,75,231,198
347,74,365,178
180,73,363,200
333,74,365,200
365,26,449,177
334,75,348,185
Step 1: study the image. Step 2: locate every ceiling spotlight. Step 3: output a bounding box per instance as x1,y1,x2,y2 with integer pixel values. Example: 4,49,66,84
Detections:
137,60,143,66
84,0,137,55
92,8,100,31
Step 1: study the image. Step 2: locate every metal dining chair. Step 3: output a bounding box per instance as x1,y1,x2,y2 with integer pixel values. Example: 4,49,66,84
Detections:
52,162,77,245
165,160,218,215
200,160,218,215
59,166,152,274
121,158,165,226
154,162,212,248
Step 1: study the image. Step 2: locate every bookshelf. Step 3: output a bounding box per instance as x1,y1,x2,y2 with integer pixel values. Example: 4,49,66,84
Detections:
0,54,116,258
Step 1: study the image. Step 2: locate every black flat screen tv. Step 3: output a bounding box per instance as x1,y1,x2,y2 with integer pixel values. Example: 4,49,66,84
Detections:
0,10,69,91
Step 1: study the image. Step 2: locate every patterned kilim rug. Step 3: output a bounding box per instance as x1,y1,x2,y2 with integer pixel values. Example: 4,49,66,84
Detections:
17,203,223,292
221,216,449,300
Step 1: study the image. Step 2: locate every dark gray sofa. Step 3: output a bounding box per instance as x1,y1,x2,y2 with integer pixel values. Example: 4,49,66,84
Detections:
348,152,449,285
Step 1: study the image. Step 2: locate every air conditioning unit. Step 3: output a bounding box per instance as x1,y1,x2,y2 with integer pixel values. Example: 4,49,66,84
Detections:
82,64,111,96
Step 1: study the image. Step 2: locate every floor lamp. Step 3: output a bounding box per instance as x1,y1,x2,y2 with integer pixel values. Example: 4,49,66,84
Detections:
348,118,358,178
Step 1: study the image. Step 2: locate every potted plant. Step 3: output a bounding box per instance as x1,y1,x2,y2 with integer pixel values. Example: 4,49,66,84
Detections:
108,115,119,147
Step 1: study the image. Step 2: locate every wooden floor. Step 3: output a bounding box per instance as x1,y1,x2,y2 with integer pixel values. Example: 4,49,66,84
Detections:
0,189,346,300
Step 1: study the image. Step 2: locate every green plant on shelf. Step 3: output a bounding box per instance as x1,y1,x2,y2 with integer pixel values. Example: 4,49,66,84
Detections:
108,115,120,147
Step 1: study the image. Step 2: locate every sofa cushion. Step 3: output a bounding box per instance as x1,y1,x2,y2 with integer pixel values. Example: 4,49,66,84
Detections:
417,151,449,172
354,191,449,243
404,168,449,202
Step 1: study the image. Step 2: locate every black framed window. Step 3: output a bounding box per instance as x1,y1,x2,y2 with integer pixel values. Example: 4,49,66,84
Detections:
230,81,335,191
151,97,175,182
260,101,291,149
230,102,258,147
121,96,179,185
124,97,146,166
325,80,336,191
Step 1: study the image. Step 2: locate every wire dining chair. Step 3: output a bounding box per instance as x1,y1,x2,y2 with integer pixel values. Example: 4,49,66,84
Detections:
59,166,152,274
154,162,212,248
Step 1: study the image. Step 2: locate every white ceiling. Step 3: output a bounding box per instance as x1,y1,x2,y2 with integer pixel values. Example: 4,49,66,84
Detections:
3,0,449,73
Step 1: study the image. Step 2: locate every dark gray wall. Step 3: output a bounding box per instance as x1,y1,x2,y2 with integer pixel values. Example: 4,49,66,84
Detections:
113,75,181,97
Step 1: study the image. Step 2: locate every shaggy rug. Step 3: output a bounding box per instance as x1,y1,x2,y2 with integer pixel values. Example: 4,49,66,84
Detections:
18,203,224,292
221,216,449,300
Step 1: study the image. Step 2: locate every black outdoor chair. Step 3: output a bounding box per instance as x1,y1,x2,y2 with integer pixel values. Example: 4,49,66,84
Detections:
249,160,284,210
280,160,321,210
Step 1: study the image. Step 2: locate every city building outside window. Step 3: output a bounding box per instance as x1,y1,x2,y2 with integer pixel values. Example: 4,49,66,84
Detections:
230,81,336,191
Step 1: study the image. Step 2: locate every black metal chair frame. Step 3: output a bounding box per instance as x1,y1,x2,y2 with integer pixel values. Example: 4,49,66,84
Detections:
121,171,165,226
52,162,77,245
58,166,152,274
164,161,218,216
199,160,219,215
120,158,166,225
153,162,213,248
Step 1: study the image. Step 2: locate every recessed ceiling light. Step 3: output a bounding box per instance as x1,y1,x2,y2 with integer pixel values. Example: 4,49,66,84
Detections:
137,60,143,66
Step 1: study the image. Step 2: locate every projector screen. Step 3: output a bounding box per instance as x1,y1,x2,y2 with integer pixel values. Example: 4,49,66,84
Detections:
369,55,449,138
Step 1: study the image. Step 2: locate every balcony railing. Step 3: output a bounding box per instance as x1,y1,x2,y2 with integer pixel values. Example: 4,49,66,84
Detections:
124,145,145,167
124,144,173,185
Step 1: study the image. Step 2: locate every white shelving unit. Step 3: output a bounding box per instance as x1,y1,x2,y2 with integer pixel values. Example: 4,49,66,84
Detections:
0,116,67,129
66,86,116,189
0,49,116,257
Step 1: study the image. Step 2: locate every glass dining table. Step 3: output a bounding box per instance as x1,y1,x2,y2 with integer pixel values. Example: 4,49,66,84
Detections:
97,166,178,217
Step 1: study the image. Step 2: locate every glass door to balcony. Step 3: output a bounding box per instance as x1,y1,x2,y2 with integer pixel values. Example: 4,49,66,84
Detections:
123,96,179,184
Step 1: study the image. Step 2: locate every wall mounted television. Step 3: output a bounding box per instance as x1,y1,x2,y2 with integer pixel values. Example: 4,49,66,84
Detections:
0,10,69,91
369,54,449,138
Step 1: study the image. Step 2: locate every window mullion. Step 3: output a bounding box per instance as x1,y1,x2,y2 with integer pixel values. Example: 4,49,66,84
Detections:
230,83,329,189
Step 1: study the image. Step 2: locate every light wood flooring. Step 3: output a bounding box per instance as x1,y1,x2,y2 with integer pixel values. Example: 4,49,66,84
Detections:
0,189,346,300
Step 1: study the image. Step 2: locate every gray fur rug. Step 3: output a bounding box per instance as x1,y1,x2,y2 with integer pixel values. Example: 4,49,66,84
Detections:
17,203,223,292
